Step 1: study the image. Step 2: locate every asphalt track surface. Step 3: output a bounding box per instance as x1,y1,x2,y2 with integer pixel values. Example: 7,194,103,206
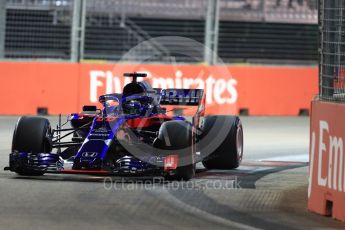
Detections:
0,116,344,230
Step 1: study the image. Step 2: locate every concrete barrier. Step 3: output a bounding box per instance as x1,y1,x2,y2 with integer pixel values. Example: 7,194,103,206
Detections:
308,100,345,222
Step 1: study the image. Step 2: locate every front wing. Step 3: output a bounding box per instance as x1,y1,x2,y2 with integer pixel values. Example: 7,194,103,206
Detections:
5,152,169,176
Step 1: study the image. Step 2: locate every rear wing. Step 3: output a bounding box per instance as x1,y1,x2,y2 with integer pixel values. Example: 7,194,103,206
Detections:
98,90,204,107
158,89,204,106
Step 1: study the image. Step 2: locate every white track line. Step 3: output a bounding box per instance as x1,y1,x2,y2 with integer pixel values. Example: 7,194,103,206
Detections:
260,154,309,163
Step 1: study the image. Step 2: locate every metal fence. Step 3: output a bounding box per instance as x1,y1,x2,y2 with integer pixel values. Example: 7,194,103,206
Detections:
5,0,72,59
2,0,318,63
220,0,317,24
319,0,345,101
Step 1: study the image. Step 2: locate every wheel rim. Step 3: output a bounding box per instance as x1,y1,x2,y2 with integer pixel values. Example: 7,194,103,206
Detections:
236,125,243,162
43,125,52,153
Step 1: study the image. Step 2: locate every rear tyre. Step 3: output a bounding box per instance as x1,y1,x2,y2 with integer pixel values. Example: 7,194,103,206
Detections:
200,116,243,170
155,121,195,181
12,116,52,176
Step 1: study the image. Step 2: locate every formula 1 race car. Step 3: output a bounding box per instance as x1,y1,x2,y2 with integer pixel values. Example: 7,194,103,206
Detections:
5,73,243,180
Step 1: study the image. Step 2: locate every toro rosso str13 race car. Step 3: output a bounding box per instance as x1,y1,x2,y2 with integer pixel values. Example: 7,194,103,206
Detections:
5,73,243,180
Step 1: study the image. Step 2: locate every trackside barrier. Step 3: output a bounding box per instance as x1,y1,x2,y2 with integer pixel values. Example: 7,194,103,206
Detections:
0,62,318,115
308,100,345,222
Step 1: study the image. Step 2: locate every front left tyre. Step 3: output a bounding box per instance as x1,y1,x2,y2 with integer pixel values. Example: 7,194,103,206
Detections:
11,116,52,175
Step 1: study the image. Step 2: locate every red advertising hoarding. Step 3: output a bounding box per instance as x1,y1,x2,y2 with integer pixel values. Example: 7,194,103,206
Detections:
0,62,318,115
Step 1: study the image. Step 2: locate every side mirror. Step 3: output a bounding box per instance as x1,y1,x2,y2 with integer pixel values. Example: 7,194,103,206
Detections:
82,105,97,113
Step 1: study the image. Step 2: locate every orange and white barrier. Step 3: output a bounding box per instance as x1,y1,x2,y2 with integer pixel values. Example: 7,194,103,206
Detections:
309,100,345,222
0,62,317,115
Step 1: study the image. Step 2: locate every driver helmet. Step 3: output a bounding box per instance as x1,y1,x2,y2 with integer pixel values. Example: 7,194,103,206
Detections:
122,95,154,116
122,99,143,115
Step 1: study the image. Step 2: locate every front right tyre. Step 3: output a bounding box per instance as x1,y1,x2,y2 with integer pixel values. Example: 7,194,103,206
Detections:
11,116,52,175
154,120,195,181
